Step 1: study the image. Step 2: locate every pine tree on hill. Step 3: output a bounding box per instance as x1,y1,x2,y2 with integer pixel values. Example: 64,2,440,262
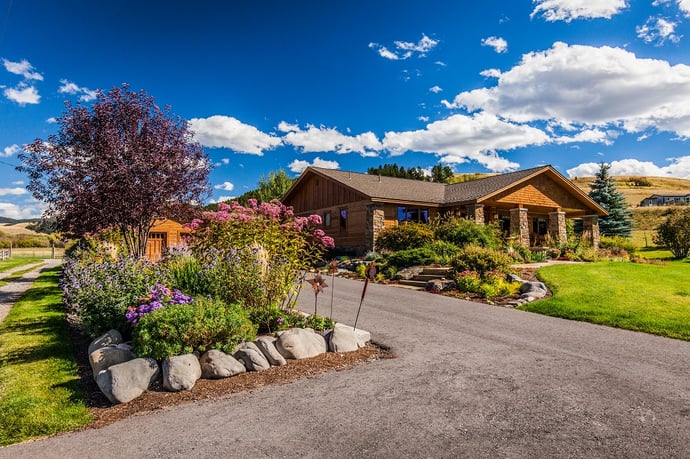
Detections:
588,162,633,237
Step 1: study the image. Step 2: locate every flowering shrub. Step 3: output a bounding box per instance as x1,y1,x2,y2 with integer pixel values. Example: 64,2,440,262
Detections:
125,284,193,325
131,297,256,360
186,199,334,313
61,245,164,338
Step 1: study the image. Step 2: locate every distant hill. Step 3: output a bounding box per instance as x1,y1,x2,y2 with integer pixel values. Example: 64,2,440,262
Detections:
570,176,690,208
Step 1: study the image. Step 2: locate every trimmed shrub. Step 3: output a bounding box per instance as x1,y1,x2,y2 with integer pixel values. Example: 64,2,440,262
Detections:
423,240,461,264
383,246,440,270
450,244,513,278
600,236,637,255
433,218,502,249
375,222,434,252
131,298,257,360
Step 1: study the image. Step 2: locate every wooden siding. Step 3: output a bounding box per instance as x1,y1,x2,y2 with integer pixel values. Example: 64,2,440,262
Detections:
285,174,367,214
146,219,191,262
488,174,591,215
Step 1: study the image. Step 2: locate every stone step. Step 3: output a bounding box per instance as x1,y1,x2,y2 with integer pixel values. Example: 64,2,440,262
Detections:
414,274,451,282
397,279,428,288
420,267,453,276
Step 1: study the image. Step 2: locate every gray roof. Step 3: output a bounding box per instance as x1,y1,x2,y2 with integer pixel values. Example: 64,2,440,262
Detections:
309,167,448,204
443,166,547,203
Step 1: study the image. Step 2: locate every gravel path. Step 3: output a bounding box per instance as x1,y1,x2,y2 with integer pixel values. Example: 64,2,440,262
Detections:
0,259,62,324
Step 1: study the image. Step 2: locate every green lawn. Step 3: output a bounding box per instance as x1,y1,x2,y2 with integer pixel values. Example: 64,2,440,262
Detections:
520,260,690,341
0,268,92,446
0,257,44,274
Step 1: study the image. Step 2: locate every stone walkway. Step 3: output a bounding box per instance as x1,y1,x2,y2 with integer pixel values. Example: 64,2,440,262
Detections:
0,259,63,325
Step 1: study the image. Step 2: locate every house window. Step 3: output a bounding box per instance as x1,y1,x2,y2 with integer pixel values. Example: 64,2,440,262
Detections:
397,207,429,223
324,211,331,227
339,208,347,233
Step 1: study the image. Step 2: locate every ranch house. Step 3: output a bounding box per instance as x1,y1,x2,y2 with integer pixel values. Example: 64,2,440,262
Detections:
282,165,608,255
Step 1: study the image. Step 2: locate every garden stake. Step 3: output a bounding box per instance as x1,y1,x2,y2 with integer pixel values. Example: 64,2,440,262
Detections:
306,273,328,316
328,260,338,319
354,262,377,331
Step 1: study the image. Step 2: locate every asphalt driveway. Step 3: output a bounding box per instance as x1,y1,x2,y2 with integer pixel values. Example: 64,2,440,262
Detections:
2,277,689,458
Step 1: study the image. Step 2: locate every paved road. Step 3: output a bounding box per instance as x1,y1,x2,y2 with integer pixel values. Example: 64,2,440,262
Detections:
2,277,689,458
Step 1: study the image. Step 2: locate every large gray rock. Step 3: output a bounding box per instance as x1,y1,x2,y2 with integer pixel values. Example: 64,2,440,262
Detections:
520,281,548,300
328,324,358,352
234,342,271,371
255,336,287,366
275,328,327,360
199,350,246,379
334,323,370,348
162,354,202,392
394,266,424,281
88,329,123,355
89,346,135,380
96,357,159,404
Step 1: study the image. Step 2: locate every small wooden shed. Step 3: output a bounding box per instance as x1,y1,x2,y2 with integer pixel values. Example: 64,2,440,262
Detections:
146,219,191,262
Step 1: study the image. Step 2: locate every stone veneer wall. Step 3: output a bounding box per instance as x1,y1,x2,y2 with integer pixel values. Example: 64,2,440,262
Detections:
548,211,567,245
510,207,530,247
466,204,485,224
582,215,601,249
366,203,386,253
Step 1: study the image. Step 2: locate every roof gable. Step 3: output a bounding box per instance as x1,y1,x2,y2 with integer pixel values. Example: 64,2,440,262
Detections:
283,165,607,216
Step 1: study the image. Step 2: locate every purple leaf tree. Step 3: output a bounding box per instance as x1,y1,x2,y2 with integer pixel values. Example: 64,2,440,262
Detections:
18,84,211,257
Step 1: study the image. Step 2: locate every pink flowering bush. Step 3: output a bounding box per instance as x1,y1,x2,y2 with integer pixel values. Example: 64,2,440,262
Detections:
186,199,334,313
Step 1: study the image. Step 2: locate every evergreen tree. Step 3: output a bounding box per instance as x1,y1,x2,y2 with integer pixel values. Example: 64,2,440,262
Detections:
588,162,632,237
431,164,454,183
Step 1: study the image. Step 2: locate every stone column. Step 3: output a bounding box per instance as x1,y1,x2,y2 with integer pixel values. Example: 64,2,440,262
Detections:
510,207,530,248
548,211,567,246
582,215,600,249
366,203,386,253
466,204,485,224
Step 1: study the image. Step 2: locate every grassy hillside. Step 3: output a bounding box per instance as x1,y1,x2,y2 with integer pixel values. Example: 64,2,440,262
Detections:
570,175,690,208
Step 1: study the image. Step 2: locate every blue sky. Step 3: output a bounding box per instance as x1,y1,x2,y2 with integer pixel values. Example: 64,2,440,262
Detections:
2,0,690,218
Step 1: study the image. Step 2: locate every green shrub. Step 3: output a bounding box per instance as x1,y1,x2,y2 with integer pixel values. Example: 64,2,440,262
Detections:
375,222,434,252
454,270,519,299
653,208,690,259
451,244,513,278
294,314,335,331
383,246,440,270
132,298,256,360
600,236,637,255
433,217,502,249
160,252,213,296
454,270,482,292
423,240,461,264
505,242,533,263
248,304,320,334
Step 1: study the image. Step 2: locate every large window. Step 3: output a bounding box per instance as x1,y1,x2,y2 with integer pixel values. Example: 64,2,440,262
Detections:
398,207,429,223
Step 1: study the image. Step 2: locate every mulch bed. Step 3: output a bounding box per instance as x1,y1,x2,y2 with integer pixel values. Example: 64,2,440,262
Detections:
68,322,393,430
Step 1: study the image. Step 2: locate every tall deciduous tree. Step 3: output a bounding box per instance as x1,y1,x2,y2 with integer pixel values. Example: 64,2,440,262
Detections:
235,169,295,205
653,208,690,259
588,162,632,237
18,84,211,256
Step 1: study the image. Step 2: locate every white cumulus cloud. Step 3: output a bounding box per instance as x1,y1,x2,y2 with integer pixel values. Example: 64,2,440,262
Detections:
3,83,40,105
214,181,234,191
0,188,27,196
567,157,690,178
481,36,508,53
2,144,20,157
531,0,628,22
369,34,439,60
288,157,340,174
0,202,43,219
636,17,681,46
443,42,690,139
429,85,443,93
2,58,43,80
58,79,98,101
382,113,548,172
189,115,282,155
279,122,382,157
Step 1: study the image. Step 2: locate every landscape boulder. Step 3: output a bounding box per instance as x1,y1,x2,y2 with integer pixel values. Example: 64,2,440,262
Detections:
162,354,202,392
254,336,287,366
328,324,359,352
395,266,424,281
234,342,271,371
89,346,135,380
88,329,123,355
96,357,160,404
426,278,456,294
275,328,327,359
199,350,246,379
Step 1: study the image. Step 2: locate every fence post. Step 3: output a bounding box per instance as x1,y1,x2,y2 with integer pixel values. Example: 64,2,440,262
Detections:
51,245,55,259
